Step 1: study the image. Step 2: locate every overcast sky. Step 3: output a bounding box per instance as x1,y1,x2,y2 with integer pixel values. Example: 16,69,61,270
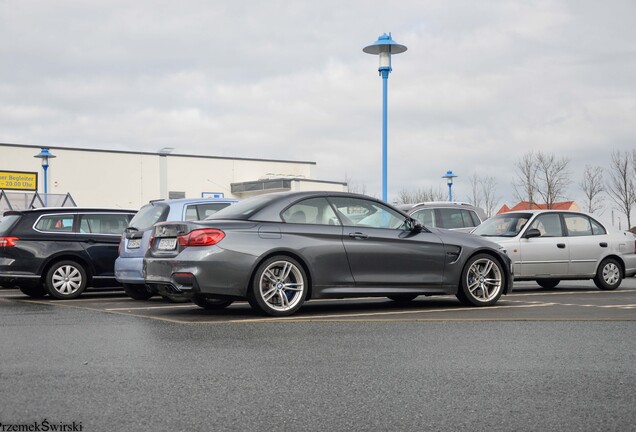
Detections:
1,0,635,219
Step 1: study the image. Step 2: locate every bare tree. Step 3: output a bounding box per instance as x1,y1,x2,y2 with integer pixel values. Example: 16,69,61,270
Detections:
579,165,605,214
397,186,445,204
480,176,501,218
534,151,571,208
606,150,635,228
513,151,538,207
468,173,484,209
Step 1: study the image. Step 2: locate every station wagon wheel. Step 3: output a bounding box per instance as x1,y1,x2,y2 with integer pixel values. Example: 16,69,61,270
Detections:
593,258,622,291
123,283,154,300
45,260,87,300
248,256,308,316
19,285,48,298
457,254,504,306
192,294,233,310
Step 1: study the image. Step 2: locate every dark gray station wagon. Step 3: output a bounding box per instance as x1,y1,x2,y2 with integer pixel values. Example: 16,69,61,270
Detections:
0,208,135,299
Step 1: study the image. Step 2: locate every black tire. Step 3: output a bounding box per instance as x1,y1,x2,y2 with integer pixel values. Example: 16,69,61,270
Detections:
192,294,233,310
45,260,88,300
247,255,308,316
123,283,153,300
593,258,622,290
537,279,560,289
456,254,505,306
160,294,191,303
19,285,48,298
387,294,418,302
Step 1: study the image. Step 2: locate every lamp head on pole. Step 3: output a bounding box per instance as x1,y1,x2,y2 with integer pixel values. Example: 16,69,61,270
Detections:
34,148,56,168
442,169,457,185
363,33,407,73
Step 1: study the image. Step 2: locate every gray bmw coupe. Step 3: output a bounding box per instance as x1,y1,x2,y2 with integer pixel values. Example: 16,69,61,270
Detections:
144,191,513,316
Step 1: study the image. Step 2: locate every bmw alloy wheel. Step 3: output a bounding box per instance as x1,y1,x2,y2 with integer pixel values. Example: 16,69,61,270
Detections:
249,257,307,316
457,254,504,306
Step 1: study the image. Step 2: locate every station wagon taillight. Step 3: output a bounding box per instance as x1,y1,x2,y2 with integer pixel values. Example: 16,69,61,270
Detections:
178,228,225,247
0,237,18,247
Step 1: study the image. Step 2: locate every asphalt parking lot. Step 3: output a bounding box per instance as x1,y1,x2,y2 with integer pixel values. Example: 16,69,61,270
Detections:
3,279,635,323
1,280,635,432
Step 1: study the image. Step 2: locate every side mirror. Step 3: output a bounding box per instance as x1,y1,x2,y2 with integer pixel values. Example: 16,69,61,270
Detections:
409,218,423,233
523,228,541,239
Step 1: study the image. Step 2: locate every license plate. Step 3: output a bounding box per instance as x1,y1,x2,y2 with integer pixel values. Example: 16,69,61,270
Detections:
157,238,177,250
127,239,141,249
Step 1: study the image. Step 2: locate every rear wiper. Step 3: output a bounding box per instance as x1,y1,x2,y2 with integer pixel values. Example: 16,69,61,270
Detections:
125,226,139,232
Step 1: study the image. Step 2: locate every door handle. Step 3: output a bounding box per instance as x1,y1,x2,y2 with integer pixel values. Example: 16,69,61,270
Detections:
557,243,566,249
348,232,368,239
599,242,608,248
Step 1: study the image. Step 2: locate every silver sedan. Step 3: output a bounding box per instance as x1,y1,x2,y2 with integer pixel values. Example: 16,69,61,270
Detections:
472,210,636,289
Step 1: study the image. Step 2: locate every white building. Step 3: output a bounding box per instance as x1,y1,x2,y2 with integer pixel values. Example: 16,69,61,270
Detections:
0,143,347,209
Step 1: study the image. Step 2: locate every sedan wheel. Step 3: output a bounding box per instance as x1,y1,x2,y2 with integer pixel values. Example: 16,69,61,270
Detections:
593,258,622,290
45,261,87,300
248,256,308,316
537,279,560,289
457,254,504,306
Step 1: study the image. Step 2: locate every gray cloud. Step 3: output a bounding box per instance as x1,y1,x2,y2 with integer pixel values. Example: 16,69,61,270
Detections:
1,0,635,220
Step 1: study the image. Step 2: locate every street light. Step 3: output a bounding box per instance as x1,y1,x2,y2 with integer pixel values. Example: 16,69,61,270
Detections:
363,33,407,202
34,148,56,204
442,170,457,202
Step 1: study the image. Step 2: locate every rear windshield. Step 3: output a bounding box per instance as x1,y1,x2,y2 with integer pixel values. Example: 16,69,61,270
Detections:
128,203,169,231
0,214,21,235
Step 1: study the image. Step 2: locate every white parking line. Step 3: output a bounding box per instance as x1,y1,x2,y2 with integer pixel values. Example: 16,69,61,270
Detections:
105,304,199,311
229,302,557,323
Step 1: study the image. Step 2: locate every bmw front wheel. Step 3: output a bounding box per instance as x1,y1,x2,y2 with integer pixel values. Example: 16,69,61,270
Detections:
248,256,308,316
457,254,504,306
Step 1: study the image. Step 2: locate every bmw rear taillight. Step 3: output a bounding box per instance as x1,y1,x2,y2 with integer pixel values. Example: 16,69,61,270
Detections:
178,228,225,247
0,237,18,247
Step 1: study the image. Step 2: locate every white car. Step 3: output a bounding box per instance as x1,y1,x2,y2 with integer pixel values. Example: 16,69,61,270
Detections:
472,210,636,289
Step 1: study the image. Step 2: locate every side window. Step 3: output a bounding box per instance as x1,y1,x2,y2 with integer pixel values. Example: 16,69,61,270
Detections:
282,198,340,226
528,213,563,237
184,206,199,221
563,214,593,237
411,209,435,227
469,211,482,226
438,208,465,229
79,214,130,235
590,218,606,235
329,197,406,229
461,209,478,228
197,203,232,220
35,214,75,232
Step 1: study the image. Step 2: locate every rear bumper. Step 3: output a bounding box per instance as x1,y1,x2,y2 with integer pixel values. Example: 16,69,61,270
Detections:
114,257,144,284
0,273,41,289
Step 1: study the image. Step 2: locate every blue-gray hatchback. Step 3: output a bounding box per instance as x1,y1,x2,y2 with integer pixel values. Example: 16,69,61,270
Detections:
115,198,237,300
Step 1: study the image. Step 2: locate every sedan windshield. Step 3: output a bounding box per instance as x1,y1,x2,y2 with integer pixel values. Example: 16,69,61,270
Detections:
472,213,532,237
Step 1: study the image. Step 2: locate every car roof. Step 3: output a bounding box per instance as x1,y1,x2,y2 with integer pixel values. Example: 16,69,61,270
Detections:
147,198,238,205
3,207,136,216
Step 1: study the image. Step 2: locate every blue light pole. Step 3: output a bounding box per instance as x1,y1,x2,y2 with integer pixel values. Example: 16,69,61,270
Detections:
442,170,457,202
34,148,56,205
364,33,407,202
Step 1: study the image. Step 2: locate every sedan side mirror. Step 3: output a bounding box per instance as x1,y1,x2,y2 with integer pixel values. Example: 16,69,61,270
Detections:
523,228,542,239
409,219,423,233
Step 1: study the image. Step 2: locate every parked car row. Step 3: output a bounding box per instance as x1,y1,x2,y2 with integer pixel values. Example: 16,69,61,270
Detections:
1,192,635,317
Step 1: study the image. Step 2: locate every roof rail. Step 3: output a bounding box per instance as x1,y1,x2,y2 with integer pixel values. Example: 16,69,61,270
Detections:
411,201,474,207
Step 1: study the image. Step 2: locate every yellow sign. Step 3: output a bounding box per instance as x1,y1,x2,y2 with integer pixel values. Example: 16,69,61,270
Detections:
0,170,38,191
